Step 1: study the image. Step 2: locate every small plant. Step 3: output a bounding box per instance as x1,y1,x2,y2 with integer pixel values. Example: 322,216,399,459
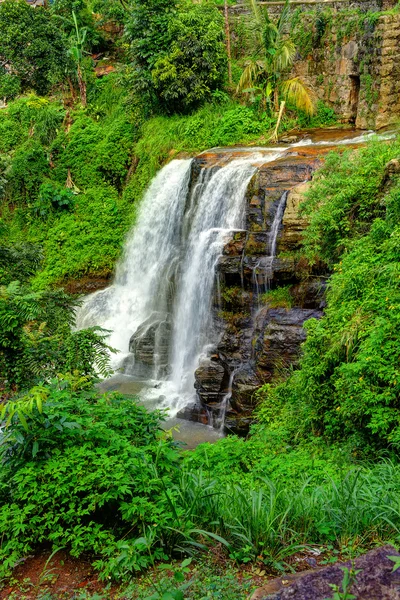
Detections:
34,181,75,217
143,558,193,600
261,286,293,309
324,566,361,600
388,555,400,572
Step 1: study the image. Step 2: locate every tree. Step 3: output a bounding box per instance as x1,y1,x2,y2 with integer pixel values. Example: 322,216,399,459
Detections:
237,0,315,138
125,0,226,114
69,11,88,106
152,3,227,113
0,0,70,94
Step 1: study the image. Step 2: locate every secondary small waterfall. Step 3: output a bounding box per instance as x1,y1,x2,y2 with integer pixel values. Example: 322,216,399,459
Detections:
76,152,284,415
264,190,289,279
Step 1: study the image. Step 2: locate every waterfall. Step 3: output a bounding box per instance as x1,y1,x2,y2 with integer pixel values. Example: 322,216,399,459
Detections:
264,190,288,277
76,152,284,416
76,159,192,369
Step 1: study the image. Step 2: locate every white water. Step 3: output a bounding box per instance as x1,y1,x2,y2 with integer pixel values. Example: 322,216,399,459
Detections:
264,190,289,278
77,151,284,415
76,159,192,370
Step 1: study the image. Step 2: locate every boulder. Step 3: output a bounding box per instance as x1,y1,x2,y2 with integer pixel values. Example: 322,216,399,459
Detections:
251,545,400,600
129,312,171,376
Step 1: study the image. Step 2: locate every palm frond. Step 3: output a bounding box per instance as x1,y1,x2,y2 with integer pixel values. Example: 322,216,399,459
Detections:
245,0,265,47
280,77,316,115
236,59,266,94
277,0,291,36
263,18,279,50
272,39,296,72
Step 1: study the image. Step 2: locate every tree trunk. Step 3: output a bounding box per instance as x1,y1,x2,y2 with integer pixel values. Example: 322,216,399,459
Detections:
77,65,87,108
270,100,286,142
224,0,232,86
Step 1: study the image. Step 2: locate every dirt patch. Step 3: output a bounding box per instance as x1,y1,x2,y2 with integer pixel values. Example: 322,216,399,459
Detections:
0,550,117,599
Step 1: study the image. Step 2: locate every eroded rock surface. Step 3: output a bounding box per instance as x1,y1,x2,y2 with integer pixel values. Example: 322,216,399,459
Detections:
251,545,400,600
192,153,328,432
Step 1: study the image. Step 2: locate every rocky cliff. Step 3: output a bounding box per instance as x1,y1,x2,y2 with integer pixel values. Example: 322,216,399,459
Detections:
227,2,400,130
187,147,332,433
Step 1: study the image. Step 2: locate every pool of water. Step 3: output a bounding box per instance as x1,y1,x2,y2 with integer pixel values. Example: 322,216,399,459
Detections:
98,374,224,449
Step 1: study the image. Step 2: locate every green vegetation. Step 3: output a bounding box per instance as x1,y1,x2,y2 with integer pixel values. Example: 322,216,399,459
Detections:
0,0,69,96
256,140,400,450
237,0,315,139
261,285,293,309
1,0,400,596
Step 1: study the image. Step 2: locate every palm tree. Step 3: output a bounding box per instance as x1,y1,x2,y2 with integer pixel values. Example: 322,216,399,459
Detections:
237,0,315,139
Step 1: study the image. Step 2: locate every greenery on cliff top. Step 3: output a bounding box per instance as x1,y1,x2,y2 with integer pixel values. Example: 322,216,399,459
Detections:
0,0,338,288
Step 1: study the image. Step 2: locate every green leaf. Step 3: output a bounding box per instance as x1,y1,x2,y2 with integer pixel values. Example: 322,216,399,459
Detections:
32,440,39,457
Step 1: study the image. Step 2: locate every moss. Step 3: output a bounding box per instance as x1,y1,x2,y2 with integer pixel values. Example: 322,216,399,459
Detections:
261,286,293,309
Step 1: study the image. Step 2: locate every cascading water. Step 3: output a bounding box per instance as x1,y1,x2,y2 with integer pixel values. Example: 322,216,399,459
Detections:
76,159,193,371
252,190,288,301
264,190,289,279
76,151,284,416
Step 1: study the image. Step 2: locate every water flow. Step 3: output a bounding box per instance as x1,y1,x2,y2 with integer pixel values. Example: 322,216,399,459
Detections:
264,190,289,279
76,159,193,365
76,153,285,416
216,368,238,431
169,157,259,402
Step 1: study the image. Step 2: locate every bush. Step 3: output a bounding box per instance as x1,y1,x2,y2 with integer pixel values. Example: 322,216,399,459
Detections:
0,281,113,390
0,72,20,101
0,0,69,94
256,139,400,450
126,0,227,114
0,379,181,579
152,3,227,113
34,181,75,217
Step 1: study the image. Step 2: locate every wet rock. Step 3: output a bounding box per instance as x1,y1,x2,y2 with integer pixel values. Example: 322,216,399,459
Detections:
255,308,322,377
380,158,400,192
194,356,229,407
251,545,400,600
223,231,247,256
278,181,310,253
176,402,209,426
129,312,171,375
291,280,327,309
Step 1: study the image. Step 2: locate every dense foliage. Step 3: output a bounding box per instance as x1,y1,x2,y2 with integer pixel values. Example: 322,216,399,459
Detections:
126,0,227,113
256,140,400,450
1,0,400,594
0,379,182,579
0,0,69,95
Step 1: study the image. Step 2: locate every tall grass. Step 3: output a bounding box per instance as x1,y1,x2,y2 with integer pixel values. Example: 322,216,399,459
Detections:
158,461,400,570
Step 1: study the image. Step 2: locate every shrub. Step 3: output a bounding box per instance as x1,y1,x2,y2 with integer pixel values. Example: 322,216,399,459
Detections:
257,139,400,450
0,72,20,101
125,0,226,114
0,379,181,579
34,181,75,217
152,3,227,114
0,281,113,390
0,0,69,94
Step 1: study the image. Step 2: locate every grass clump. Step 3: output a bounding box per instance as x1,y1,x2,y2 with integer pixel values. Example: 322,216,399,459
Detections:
261,286,293,309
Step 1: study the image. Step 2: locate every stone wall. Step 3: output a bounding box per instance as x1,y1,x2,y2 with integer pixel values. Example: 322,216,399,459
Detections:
291,12,400,128
226,1,400,129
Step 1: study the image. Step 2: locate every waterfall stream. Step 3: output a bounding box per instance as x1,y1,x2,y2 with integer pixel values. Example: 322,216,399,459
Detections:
76,151,284,416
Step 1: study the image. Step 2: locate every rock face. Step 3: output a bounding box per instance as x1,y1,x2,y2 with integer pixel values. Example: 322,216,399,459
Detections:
129,313,171,378
292,11,400,129
192,152,328,432
251,545,400,600
226,3,400,130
